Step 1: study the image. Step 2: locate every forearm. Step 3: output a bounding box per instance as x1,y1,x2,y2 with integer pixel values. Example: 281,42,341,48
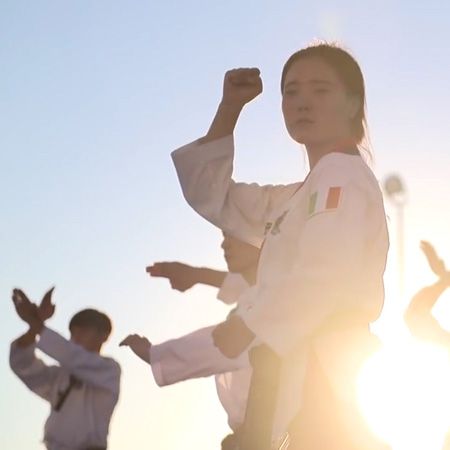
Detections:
196,267,227,289
14,317,44,348
37,327,120,391
200,102,243,144
14,328,38,348
405,279,449,321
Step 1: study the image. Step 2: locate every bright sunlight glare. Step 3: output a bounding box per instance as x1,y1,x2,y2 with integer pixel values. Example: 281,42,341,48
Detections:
357,339,450,450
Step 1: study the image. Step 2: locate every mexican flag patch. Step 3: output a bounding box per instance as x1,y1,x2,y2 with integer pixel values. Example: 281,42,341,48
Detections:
308,186,342,217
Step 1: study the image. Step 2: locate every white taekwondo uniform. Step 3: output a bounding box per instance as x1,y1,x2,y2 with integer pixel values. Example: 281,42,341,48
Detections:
10,327,121,450
150,272,253,431
171,135,389,447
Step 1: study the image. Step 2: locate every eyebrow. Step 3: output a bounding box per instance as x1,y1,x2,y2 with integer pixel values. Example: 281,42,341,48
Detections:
284,79,334,89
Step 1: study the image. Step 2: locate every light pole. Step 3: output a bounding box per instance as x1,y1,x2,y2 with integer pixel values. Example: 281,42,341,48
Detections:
384,174,407,297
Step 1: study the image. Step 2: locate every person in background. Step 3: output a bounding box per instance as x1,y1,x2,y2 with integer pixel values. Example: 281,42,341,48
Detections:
9,287,120,450
121,233,259,449
405,241,450,450
405,241,450,346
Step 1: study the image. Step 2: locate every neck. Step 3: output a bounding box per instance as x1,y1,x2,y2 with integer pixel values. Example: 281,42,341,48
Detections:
85,343,102,353
241,266,257,287
305,137,357,169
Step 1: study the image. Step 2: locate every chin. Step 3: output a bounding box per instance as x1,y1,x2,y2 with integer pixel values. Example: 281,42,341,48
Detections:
288,130,310,145
293,134,327,148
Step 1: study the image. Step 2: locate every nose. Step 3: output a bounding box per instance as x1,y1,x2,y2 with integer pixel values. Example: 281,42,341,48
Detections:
292,90,311,112
297,103,310,112
295,94,311,112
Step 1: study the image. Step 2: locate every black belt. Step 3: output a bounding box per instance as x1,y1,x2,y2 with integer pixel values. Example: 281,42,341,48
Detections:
239,345,281,450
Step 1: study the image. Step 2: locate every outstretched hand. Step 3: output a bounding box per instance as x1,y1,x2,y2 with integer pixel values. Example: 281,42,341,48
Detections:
146,262,199,292
120,334,152,364
212,314,255,358
421,241,447,278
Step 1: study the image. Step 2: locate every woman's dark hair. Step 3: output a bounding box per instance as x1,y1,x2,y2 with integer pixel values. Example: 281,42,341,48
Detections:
281,43,368,148
69,308,112,336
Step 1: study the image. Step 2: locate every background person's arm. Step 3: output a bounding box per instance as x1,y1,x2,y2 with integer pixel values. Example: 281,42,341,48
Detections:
404,276,450,347
147,261,226,292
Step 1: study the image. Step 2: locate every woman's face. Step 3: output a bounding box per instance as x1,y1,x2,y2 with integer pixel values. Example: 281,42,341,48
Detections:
282,56,359,147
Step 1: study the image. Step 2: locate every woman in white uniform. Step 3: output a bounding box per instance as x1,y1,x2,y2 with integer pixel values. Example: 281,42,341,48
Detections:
171,43,390,449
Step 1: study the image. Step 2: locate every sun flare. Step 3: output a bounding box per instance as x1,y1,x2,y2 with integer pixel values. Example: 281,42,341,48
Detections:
357,339,450,450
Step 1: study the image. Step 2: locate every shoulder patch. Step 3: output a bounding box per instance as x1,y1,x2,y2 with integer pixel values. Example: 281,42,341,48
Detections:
308,186,342,217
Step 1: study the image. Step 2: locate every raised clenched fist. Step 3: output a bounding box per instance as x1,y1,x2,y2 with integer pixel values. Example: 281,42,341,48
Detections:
221,68,263,109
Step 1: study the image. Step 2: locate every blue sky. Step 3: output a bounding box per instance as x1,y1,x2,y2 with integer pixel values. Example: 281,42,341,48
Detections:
2,1,450,449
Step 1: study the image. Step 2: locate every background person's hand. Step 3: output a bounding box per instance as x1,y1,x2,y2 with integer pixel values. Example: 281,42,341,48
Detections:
212,314,255,358
146,262,199,292
38,286,56,322
120,334,152,364
11,289,40,325
421,240,447,277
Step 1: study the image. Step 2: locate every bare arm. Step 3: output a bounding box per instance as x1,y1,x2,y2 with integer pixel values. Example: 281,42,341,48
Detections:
200,68,262,144
14,327,39,348
197,267,227,288
404,276,450,346
147,262,227,292
405,242,450,346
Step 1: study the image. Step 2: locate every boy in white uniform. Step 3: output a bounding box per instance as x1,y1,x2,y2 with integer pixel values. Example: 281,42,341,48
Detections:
171,44,390,449
9,288,120,450
121,234,259,447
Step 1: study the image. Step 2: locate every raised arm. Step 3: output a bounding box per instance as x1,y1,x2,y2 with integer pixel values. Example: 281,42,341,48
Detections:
404,279,450,347
11,288,120,394
172,69,300,247
36,327,120,395
200,68,262,144
10,328,60,402
10,289,59,402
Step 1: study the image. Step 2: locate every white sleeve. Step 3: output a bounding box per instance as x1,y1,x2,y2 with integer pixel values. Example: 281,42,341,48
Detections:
217,273,250,305
36,327,121,395
9,341,60,402
149,325,250,386
171,135,300,247
240,166,387,356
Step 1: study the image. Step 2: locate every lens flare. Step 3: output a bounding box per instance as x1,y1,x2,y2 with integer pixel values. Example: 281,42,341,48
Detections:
357,340,450,450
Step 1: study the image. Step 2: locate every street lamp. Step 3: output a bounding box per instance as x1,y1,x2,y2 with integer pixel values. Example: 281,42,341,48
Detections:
384,174,407,297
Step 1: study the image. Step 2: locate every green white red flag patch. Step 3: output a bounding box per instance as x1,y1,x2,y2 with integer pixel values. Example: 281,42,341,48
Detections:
308,186,342,216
